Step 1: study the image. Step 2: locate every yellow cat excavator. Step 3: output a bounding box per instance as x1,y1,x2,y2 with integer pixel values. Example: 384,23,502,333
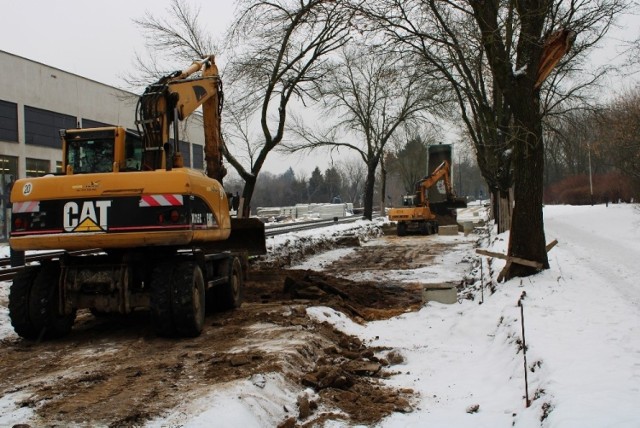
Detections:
8,56,265,339
388,160,466,236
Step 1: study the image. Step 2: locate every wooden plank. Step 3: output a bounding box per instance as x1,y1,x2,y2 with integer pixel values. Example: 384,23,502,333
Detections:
479,239,558,282
476,249,543,269
476,248,508,260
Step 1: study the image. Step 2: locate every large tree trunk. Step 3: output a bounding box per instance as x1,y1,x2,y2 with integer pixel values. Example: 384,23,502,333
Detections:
380,159,387,215
503,109,549,280
239,176,256,218
362,162,377,220
491,187,513,234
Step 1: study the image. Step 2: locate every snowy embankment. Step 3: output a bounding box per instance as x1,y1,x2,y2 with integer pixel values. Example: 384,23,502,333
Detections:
310,203,640,427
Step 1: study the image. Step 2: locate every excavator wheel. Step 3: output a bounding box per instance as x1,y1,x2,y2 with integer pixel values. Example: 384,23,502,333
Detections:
150,264,175,335
419,222,429,235
8,266,40,340
210,256,243,312
151,261,205,337
10,263,76,340
29,262,76,339
172,261,206,337
397,222,407,236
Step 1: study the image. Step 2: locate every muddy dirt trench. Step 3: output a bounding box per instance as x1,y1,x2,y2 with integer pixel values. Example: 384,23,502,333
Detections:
0,233,473,427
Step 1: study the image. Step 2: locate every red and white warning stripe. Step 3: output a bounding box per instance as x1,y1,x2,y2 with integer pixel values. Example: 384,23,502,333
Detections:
139,194,184,207
12,201,40,213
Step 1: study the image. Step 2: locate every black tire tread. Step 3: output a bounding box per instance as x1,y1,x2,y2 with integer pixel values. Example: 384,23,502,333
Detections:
29,262,75,339
214,257,243,312
171,262,205,337
150,263,176,336
150,261,205,337
8,266,40,340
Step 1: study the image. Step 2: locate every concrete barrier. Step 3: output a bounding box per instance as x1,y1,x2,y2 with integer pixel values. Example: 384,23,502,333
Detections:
438,225,458,236
463,221,474,236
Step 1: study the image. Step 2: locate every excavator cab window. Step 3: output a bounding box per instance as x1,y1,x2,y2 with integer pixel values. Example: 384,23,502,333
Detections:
402,195,416,207
66,135,115,173
124,133,144,171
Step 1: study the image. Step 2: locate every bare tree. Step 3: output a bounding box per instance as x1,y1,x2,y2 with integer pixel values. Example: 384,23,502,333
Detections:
130,0,218,88
222,0,353,217
389,134,435,194
287,46,451,219
130,1,229,181
337,159,366,206
595,87,640,194
357,0,628,279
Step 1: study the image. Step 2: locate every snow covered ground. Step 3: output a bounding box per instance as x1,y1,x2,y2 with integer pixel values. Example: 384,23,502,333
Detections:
1,203,639,427
310,203,640,427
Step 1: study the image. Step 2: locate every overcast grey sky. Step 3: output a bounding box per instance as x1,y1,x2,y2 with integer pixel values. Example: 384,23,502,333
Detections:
0,0,326,175
1,1,234,87
1,1,638,175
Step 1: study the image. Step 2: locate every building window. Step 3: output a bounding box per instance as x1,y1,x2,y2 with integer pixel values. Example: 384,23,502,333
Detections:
82,118,112,128
179,141,191,167
0,155,18,179
26,158,51,177
192,143,204,170
168,139,192,167
1,156,18,236
25,105,76,148
0,99,19,142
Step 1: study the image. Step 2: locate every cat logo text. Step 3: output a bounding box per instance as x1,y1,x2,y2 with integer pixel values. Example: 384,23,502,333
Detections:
63,201,112,232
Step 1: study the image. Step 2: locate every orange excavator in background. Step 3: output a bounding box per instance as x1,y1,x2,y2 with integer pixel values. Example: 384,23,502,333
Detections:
388,160,466,236
8,56,265,340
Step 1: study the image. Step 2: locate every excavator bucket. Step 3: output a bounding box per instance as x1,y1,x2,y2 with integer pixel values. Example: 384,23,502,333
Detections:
430,198,468,226
205,218,266,255
228,218,267,255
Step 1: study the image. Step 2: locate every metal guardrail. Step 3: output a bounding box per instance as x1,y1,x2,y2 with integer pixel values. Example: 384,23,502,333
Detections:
264,215,363,236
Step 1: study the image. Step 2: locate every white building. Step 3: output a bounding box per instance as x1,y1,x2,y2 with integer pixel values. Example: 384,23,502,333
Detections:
0,50,206,238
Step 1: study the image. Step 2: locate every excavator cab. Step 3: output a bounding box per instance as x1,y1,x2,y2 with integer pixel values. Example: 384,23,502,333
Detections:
402,194,417,207
64,128,118,174
62,127,145,174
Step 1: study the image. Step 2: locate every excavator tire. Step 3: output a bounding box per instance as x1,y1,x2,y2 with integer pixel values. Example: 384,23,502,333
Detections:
151,261,206,337
171,262,205,337
8,266,40,340
212,256,243,312
397,222,407,236
419,222,429,235
28,262,76,340
150,263,175,336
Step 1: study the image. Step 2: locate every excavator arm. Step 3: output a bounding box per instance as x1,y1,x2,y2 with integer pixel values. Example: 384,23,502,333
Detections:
417,161,455,205
136,56,223,174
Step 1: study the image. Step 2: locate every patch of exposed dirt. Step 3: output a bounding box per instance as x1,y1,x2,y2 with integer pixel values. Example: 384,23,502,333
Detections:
0,233,470,427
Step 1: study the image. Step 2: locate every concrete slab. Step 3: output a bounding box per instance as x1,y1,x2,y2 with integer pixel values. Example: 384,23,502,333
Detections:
438,225,458,236
423,285,457,304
